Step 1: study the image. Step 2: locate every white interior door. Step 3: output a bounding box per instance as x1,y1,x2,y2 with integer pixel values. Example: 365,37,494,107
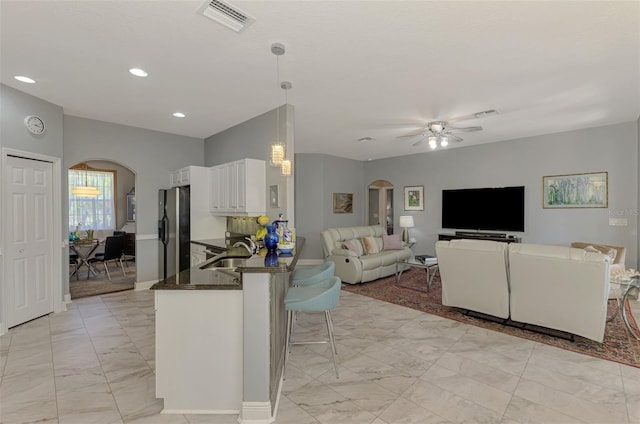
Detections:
5,155,54,328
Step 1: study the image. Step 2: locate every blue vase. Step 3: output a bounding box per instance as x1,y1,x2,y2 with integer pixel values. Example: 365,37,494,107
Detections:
264,224,279,252
264,251,279,267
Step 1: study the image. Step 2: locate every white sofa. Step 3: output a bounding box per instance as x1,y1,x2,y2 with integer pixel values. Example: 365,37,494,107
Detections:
435,239,611,342
435,239,511,319
509,243,610,343
320,226,412,284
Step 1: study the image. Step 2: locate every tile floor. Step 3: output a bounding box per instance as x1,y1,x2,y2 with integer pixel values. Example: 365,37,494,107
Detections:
1,289,639,424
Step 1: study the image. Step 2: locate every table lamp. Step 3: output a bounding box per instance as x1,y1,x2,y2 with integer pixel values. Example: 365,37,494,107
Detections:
399,216,414,243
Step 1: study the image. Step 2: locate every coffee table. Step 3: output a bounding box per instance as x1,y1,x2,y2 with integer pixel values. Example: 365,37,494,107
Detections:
395,255,438,291
610,276,640,340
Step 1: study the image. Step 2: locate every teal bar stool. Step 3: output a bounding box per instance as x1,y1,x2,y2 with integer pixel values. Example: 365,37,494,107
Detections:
283,276,342,379
291,261,335,286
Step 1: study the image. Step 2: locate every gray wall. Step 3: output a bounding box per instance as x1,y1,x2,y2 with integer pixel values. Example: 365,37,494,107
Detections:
0,84,65,313
295,154,366,258
363,122,638,267
295,121,639,268
64,115,204,286
204,105,295,225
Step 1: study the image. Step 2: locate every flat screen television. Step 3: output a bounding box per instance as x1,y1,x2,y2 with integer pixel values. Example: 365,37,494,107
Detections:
442,186,525,232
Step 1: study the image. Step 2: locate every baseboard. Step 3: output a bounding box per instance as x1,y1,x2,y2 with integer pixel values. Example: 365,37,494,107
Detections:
238,401,274,424
64,293,72,308
161,409,239,415
135,280,157,291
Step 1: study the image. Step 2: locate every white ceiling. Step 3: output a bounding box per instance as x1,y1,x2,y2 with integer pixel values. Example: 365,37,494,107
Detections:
2,1,639,161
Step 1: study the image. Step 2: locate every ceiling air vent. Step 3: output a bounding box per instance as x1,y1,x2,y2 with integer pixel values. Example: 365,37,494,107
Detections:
199,0,255,33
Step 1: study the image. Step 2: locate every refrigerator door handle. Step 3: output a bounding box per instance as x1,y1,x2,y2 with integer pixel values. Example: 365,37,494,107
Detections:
160,216,169,245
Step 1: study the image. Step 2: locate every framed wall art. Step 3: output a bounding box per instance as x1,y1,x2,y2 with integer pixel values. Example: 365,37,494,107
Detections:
333,193,353,214
404,185,424,211
543,172,608,208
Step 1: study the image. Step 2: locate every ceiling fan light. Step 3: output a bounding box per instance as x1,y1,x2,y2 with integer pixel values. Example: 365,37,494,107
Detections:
440,136,449,147
428,137,438,149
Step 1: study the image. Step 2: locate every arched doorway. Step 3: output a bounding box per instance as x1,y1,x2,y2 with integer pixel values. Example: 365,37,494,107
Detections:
368,180,394,234
68,160,136,299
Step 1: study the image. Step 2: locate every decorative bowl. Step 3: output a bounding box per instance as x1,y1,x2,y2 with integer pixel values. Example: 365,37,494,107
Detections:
278,243,295,254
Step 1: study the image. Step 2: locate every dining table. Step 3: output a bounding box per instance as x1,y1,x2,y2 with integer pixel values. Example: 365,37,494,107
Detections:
69,239,103,279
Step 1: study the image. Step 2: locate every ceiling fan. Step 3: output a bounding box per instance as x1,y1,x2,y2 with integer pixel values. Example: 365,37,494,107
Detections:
397,109,498,149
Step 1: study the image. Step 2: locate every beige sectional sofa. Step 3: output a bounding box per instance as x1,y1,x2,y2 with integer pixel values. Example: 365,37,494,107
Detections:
320,225,412,284
436,239,611,342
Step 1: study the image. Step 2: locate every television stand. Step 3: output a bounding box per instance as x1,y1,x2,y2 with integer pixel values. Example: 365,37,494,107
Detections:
439,233,521,243
455,231,506,238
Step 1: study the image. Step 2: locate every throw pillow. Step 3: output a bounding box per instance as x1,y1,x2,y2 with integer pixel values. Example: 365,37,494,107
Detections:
382,233,403,250
361,236,380,255
603,247,617,262
583,245,617,262
343,239,363,256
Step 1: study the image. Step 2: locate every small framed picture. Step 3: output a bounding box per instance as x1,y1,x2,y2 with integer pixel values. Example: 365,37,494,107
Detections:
404,185,424,211
269,185,279,208
333,193,353,214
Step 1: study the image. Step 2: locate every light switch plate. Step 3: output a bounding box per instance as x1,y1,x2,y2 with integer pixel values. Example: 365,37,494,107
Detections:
608,217,628,226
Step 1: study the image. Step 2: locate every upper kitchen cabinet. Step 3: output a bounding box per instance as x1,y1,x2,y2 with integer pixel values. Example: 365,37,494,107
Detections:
210,159,265,216
170,167,192,187
169,166,226,239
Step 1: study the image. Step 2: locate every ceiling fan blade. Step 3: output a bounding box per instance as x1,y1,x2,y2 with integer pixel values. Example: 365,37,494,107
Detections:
412,138,427,146
396,131,427,139
445,125,482,132
446,109,498,124
448,134,464,142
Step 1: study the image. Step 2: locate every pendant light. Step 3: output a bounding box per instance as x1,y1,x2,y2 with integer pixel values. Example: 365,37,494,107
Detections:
270,43,286,167
280,80,293,177
71,163,100,198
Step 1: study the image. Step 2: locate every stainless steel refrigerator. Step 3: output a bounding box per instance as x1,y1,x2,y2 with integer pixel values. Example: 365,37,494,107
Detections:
158,186,190,282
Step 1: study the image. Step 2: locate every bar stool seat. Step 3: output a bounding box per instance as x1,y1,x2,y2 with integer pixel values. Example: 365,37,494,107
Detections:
284,276,341,379
291,261,335,286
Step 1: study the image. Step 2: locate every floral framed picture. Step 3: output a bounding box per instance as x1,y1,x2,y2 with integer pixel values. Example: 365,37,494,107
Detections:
543,171,608,208
404,185,424,211
333,193,353,214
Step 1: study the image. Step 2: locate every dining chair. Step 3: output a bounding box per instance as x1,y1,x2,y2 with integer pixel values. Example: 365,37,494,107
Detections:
89,235,126,280
283,276,342,380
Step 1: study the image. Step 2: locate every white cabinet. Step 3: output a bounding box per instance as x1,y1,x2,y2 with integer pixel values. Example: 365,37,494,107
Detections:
170,167,192,187
209,159,265,216
169,166,227,240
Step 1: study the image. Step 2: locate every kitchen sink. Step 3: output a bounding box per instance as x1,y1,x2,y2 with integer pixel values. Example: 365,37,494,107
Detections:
200,256,248,270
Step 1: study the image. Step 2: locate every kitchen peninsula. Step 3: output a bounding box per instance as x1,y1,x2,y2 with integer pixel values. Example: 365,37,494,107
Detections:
151,238,304,423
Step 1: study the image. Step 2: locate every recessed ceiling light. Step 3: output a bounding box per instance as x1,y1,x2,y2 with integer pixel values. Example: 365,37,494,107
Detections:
358,137,375,143
14,75,35,84
129,68,148,77
173,112,186,118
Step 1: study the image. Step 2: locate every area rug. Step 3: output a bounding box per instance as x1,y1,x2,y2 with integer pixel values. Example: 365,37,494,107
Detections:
70,262,136,299
342,268,640,368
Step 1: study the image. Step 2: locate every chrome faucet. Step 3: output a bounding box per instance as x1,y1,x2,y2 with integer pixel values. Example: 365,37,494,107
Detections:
233,237,257,255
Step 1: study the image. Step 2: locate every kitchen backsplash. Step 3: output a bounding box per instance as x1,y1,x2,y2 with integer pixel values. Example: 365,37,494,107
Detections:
227,216,260,236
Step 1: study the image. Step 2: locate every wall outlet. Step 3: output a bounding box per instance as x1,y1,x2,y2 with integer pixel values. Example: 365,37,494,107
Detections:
608,217,628,226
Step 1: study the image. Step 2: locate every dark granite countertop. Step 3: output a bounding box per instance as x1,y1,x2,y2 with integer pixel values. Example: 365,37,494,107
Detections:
151,238,305,290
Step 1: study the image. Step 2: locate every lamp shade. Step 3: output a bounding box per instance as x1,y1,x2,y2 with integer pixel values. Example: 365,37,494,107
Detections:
71,186,100,198
399,216,414,228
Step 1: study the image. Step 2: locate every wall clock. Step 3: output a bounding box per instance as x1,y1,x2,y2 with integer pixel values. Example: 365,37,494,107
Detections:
24,115,45,135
